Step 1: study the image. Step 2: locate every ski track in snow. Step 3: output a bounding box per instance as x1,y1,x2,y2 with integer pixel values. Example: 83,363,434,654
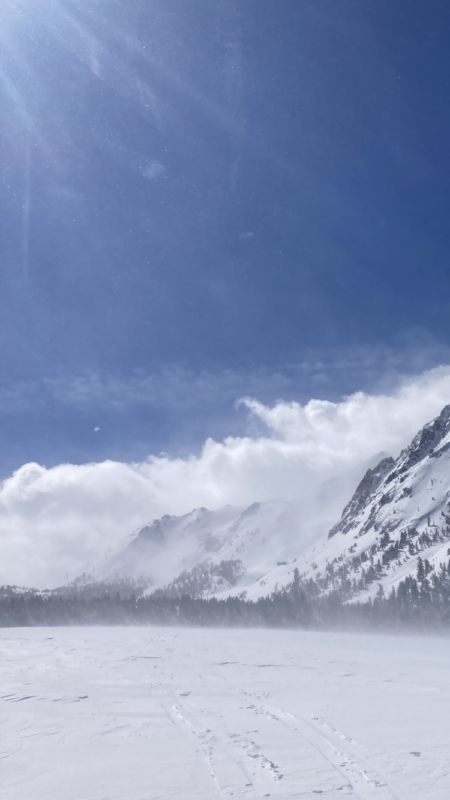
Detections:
1,627,450,799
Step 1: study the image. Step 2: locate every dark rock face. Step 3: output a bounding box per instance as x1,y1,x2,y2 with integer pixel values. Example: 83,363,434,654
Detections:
132,515,174,547
328,456,395,538
385,404,450,484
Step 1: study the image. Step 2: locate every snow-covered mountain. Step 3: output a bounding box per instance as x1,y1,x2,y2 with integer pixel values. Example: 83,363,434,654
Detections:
72,406,450,603
77,499,319,598
71,451,382,599
298,403,450,602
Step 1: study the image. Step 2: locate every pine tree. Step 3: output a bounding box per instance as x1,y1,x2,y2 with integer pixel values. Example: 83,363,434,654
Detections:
417,557,425,582
376,583,385,601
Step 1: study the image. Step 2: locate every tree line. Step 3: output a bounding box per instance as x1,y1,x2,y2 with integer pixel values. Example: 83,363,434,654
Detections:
1,556,450,632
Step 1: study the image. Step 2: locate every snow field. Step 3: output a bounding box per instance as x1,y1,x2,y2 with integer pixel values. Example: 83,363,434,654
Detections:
1,625,450,799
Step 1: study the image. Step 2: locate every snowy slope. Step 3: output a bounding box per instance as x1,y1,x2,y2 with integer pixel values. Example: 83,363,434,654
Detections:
292,404,450,602
330,404,450,541
81,499,318,597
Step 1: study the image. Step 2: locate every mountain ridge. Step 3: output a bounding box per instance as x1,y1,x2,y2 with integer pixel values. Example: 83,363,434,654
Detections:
58,406,450,604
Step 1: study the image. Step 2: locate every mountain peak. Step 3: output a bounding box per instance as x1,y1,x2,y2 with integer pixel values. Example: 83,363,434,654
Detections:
329,404,450,542
385,403,450,484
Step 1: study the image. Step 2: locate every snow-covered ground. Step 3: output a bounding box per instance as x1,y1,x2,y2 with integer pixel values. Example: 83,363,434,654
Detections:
1,626,450,799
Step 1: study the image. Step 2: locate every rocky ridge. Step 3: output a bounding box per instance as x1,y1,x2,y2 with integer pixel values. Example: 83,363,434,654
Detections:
299,404,450,603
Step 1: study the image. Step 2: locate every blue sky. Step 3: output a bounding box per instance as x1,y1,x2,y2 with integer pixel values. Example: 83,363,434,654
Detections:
1,0,450,476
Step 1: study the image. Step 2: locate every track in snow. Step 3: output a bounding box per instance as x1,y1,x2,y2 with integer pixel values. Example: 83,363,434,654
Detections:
1,626,450,799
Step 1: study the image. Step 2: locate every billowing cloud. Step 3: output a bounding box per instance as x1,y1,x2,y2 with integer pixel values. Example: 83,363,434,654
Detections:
1,365,450,589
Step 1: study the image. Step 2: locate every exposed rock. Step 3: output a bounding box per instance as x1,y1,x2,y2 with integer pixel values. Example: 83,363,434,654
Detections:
328,456,394,538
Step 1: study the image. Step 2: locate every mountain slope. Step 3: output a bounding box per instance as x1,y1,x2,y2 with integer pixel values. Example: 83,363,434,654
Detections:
295,404,450,602
182,404,450,603
82,499,317,598
72,406,450,604
73,453,384,599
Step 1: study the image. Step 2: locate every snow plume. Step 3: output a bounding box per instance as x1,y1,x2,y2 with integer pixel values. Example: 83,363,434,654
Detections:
1,365,450,588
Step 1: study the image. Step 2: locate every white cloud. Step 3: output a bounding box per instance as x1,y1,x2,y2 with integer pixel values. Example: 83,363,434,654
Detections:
1,365,450,589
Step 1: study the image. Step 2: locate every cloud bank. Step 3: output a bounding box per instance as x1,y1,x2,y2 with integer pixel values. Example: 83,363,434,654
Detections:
1,365,450,588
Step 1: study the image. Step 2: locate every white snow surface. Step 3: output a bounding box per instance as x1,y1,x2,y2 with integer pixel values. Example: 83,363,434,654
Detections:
1,625,450,799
